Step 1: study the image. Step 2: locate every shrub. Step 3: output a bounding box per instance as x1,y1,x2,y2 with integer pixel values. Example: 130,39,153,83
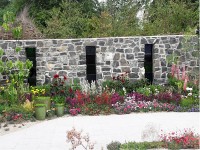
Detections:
120,141,164,149
107,141,121,150
180,96,198,107
155,92,182,104
0,104,7,114
3,104,34,121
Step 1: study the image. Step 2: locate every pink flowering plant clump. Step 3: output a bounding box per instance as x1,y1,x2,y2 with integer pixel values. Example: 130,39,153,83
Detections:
69,108,81,116
155,92,182,105
112,95,176,114
110,92,124,105
160,129,200,149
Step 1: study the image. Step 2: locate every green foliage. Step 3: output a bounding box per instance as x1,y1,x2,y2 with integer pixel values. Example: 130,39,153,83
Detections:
52,96,65,104
180,96,198,107
120,141,164,150
142,0,198,35
107,141,121,150
1,0,198,37
0,104,7,114
136,85,162,96
4,104,34,121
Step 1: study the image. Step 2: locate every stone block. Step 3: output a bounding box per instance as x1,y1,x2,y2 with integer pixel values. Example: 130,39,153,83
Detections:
26,41,36,45
119,38,124,43
102,67,111,71
120,59,128,66
113,68,121,73
116,49,124,53
77,71,86,77
121,67,130,73
129,73,139,78
141,38,147,44
78,61,86,65
103,72,111,75
84,41,97,46
133,46,140,53
101,46,107,52
1,43,7,49
80,54,86,60
69,59,77,65
68,73,77,77
68,44,75,51
69,52,76,57
170,37,177,44
97,73,103,79
126,54,134,60
58,71,68,76
125,49,132,53
113,53,120,60
99,41,105,46
106,61,110,65
132,68,139,72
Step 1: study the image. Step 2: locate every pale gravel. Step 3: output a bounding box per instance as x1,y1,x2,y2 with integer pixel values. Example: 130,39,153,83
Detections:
0,112,199,150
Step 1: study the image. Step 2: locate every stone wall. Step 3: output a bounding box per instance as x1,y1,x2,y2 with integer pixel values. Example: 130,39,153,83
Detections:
0,35,199,85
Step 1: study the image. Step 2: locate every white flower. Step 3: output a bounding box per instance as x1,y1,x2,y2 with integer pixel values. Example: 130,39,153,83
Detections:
188,93,192,96
186,87,193,91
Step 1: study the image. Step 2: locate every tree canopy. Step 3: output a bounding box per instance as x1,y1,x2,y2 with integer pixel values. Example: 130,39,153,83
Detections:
0,0,199,39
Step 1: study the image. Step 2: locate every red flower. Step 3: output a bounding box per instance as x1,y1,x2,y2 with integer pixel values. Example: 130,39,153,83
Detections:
54,74,59,78
64,75,67,80
69,88,73,93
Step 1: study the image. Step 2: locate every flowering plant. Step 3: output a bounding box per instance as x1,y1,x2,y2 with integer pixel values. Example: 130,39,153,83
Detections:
31,88,46,97
112,72,129,83
66,128,95,150
112,95,176,114
69,108,81,116
50,74,68,97
160,129,200,149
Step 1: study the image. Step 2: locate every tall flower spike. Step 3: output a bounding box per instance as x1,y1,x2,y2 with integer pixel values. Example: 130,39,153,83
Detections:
176,64,180,79
182,64,186,81
171,64,176,77
183,75,188,91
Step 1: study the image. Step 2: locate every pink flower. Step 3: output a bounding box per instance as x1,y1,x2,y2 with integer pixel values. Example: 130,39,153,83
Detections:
183,76,188,91
182,65,186,81
171,64,176,77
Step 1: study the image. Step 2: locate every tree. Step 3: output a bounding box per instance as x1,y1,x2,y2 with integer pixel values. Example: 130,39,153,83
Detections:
43,1,86,38
142,0,198,35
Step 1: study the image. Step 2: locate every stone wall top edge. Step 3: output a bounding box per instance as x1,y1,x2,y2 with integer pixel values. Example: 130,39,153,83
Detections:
0,35,197,42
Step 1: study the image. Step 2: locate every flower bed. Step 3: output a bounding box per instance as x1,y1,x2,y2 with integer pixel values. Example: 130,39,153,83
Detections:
0,71,199,123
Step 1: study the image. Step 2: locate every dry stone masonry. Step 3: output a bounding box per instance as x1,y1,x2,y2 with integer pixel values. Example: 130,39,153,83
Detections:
0,35,199,85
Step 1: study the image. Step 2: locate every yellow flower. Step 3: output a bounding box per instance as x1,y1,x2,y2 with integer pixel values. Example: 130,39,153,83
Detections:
6,80,9,83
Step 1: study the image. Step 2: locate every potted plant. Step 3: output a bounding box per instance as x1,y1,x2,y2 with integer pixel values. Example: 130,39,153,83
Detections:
35,96,51,110
31,87,51,110
34,103,46,120
50,74,68,117
53,96,65,117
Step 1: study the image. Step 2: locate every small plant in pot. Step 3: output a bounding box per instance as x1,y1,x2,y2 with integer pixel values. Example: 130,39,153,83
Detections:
53,96,65,117
31,87,51,110
34,103,46,120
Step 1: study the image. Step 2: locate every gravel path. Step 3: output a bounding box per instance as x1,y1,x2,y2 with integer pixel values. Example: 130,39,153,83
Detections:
0,112,199,150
